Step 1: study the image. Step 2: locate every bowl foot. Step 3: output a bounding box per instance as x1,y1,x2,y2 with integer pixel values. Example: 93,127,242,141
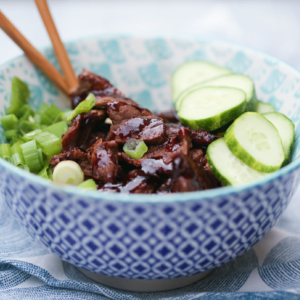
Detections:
79,268,211,292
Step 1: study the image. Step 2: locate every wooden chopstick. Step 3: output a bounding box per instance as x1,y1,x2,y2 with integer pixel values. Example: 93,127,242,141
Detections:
34,0,78,92
0,10,69,95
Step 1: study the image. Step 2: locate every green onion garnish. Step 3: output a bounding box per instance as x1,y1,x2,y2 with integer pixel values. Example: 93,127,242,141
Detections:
63,110,73,119
34,131,62,156
0,144,11,161
36,103,50,115
4,129,18,141
23,129,43,141
43,121,68,139
37,148,44,167
123,140,148,159
40,104,63,125
53,160,84,186
10,141,25,166
78,179,97,190
67,93,96,122
20,140,42,172
6,77,30,115
37,156,51,179
19,120,39,135
1,114,18,130
10,136,24,146
16,104,35,121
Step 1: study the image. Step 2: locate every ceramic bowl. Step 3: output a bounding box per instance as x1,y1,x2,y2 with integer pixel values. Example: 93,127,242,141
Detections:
1,36,300,291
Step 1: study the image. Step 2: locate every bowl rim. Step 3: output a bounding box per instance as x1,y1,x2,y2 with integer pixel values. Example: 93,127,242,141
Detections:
0,34,299,204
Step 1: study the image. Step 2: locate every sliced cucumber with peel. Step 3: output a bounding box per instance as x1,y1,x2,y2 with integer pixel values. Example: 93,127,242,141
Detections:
225,112,284,173
256,101,275,114
263,112,295,165
178,87,246,131
172,61,232,101
207,138,267,185
176,74,256,111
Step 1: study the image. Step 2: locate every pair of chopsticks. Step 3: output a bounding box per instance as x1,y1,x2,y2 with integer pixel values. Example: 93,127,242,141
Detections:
0,0,77,95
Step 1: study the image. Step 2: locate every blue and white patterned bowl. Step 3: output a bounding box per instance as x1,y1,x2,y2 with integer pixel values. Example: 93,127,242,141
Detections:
1,36,300,284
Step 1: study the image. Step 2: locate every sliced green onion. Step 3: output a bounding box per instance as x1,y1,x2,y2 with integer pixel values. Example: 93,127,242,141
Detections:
34,131,62,156
20,140,42,172
37,148,44,167
19,120,39,135
33,114,41,124
6,77,30,115
4,129,18,141
78,179,97,190
40,104,63,125
10,141,25,166
0,144,11,161
123,140,148,159
47,166,53,180
53,160,84,186
37,156,51,179
23,129,43,141
67,93,96,122
1,114,18,130
43,121,68,138
63,110,73,119
10,136,23,146
36,103,50,115
16,104,35,120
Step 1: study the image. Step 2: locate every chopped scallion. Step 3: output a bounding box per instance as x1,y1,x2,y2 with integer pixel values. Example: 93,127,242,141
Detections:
37,148,44,167
123,140,148,159
1,114,18,130
19,120,39,135
37,103,50,115
6,77,30,115
34,131,62,156
16,104,35,121
0,144,11,161
40,104,63,125
63,110,73,119
67,93,96,122
53,160,84,186
4,129,18,141
37,156,51,178
43,121,68,138
10,141,25,166
20,140,42,172
78,179,97,190
23,129,43,141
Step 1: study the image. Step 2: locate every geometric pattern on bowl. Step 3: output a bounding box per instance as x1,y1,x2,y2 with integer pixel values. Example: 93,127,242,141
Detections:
1,37,300,279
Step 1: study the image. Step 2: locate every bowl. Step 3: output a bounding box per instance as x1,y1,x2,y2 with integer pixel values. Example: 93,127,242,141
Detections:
1,36,300,292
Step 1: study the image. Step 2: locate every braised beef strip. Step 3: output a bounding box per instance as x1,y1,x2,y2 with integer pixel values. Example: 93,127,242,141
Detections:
50,70,221,193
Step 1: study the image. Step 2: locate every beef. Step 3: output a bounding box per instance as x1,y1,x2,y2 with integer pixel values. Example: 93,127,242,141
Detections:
119,123,192,169
155,110,179,124
50,149,92,176
62,110,107,152
192,129,220,145
189,149,205,163
91,139,119,183
95,98,154,125
71,69,125,108
109,116,166,144
99,169,157,194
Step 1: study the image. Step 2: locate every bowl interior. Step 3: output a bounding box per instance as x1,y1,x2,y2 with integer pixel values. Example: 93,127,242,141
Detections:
0,36,300,197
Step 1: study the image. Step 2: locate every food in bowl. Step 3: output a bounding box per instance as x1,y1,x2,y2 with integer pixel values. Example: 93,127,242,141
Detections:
0,61,295,193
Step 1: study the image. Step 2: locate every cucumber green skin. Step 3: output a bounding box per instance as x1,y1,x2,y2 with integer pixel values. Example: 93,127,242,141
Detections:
206,143,232,186
175,75,257,112
224,116,284,173
263,112,295,166
172,62,232,102
178,99,246,132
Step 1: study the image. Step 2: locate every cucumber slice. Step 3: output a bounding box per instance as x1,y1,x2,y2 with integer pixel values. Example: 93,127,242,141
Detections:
256,100,275,114
207,138,267,185
172,61,232,102
178,87,246,131
176,74,256,111
225,112,284,173
263,112,295,165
